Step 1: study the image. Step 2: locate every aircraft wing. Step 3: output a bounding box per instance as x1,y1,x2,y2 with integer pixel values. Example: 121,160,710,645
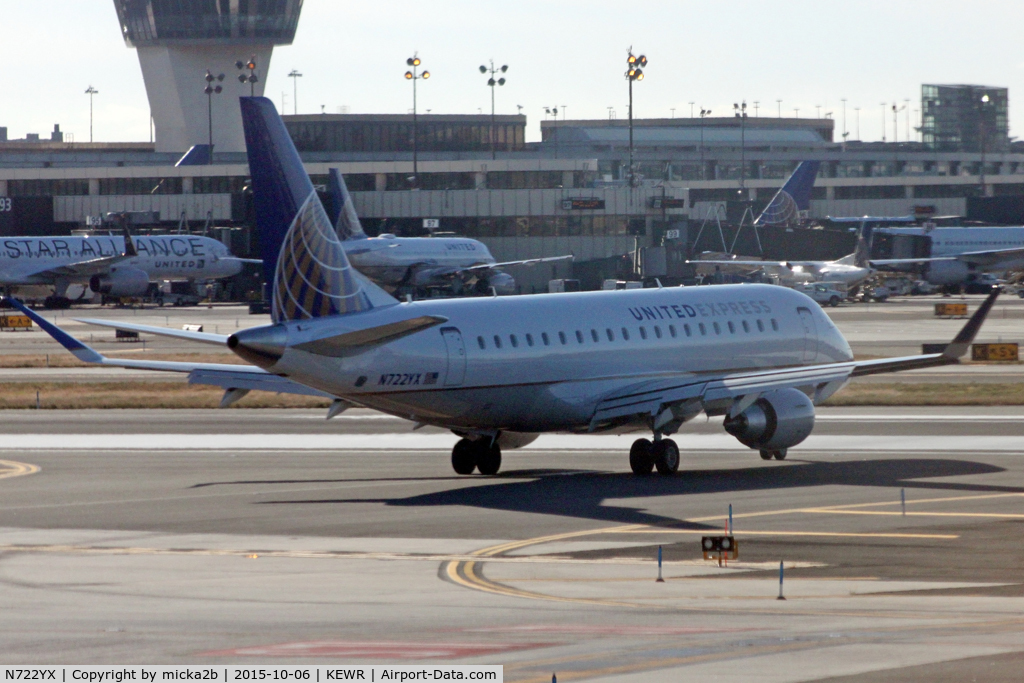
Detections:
590,287,1000,431
687,259,789,267
75,318,230,346
6,298,334,403
463,254,574,272
872,246,1024,269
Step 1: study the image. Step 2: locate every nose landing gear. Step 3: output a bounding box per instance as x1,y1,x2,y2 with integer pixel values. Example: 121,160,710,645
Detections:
451,438,502,475
630,437,679,476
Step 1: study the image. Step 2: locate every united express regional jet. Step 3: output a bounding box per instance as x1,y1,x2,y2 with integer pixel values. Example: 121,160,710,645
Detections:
13,98,1001,477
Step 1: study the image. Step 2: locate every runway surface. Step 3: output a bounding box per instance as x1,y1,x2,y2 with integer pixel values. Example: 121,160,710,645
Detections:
2,407,1024,680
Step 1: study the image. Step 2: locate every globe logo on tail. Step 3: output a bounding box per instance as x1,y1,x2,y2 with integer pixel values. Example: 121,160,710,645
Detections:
272,191,372,323
756,190,800,226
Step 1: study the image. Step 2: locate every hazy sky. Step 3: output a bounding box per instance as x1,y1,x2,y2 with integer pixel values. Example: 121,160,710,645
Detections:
2,0,1023,144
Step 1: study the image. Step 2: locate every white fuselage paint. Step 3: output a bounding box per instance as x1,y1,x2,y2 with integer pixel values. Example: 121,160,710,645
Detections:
266,284,851,433
343,236,495,287
0,235,243,286
882,226,1024,272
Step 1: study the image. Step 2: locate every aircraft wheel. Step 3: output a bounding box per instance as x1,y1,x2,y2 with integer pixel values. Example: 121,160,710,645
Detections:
653,439,680,475
759,449,773,460
629,438,655,475
476,442,502,475
773,449,788,461
451,439,477,475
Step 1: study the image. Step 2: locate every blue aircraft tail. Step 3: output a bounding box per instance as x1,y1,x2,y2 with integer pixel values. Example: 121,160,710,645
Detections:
240,97,391,324
328,168,367,240
754,161,820,226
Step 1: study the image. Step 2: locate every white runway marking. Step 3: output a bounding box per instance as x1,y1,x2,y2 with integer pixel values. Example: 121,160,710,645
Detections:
8,433,1024,452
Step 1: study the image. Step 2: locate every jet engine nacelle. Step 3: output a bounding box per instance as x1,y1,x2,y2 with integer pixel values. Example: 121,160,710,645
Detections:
723,388,815,450
484,272,516,295
924,260,972,286
89,267,150,296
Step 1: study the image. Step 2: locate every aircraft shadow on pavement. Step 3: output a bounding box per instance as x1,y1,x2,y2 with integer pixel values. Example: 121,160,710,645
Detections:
256,458,1019,527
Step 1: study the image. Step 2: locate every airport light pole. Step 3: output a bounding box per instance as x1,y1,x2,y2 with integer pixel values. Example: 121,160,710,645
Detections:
479,60,508,160
699,108,711,180
404,54,430,187
734,101,748,191
841,98,848,147
235,56,259,96
203,70,224,165
624,48,647,187
85,85,98,143
855,107,861,140
288,69,302,115
892,102,906,144
978,93,992,196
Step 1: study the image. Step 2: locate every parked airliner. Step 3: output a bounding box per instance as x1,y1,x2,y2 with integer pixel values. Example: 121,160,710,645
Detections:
870,225,1024,286
691,162,875,289
13,98,1001,477
0,232,256,306
329,168,571,296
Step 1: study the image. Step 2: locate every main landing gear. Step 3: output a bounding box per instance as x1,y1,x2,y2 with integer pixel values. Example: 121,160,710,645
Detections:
760,448,787,461
629,438,680,476
451,438,502,475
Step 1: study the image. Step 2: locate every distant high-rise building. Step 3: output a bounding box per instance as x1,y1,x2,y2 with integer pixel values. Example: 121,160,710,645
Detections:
922,84,1008,153
112,0,304,154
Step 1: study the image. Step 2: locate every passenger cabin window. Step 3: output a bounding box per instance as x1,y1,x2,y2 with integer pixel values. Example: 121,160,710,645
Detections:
477,336,486,350
756,319,764,332
542,332,550,346
727,321,735,334
591,329,600,342
669,324,678,338
684,324,691,337
493,335,502,349
639,327,648,340
606,328,614,342
526,333,534,347
742,320,749,333
510,334,519,348
771,319,779,331
559,331,567,345
654,326,662,339
699,323,706,335
576,330,584,344
621,327,630,341
713,322,721,335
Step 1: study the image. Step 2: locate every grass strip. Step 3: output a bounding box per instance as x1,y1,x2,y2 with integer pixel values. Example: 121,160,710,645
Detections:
0,381,1021,409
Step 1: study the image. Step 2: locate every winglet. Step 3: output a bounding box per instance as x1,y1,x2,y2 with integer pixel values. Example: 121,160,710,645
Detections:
3,298,105,364
942,287,1001,360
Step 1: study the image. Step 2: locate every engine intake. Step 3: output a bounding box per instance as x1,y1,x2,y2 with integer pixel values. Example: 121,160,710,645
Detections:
723,388,815,450
89,267,150,297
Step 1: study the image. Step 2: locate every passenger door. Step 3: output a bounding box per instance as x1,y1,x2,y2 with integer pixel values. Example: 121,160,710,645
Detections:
441,327,467,386
797,307,817,362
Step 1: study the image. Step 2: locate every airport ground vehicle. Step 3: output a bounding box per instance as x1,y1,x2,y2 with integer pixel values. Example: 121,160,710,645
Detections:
793,282,846,307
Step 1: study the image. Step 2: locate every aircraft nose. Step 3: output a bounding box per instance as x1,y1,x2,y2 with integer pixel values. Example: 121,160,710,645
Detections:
228,324,288,367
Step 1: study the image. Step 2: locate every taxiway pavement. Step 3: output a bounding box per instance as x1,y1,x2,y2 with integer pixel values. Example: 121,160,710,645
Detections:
1,407,1024,680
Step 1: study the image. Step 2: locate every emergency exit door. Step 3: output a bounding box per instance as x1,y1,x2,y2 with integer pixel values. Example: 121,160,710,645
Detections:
441,327,466,386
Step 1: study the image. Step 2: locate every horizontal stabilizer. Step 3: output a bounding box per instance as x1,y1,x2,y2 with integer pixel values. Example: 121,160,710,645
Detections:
294,315,449,357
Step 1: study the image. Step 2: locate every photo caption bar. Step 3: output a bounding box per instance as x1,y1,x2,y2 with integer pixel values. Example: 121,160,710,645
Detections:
0,667,502,683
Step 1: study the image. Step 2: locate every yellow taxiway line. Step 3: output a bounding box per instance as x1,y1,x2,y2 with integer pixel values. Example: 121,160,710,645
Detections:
0,460,40,480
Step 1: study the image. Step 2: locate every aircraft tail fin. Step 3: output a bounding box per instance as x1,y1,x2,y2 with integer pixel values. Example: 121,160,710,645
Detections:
328,169,367,240
853,220,874,268
240,97,395,324
755,161,821,226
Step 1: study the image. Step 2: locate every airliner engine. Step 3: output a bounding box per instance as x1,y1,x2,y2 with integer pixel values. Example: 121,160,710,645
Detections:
722,388,815,451
924,260,972,285
89,267,149,296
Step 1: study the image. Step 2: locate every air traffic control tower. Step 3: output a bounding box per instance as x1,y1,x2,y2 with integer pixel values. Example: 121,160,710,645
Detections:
113,0,303,154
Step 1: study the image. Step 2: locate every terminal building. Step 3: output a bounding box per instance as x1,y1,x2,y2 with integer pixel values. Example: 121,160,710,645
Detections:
2,1,1023,291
